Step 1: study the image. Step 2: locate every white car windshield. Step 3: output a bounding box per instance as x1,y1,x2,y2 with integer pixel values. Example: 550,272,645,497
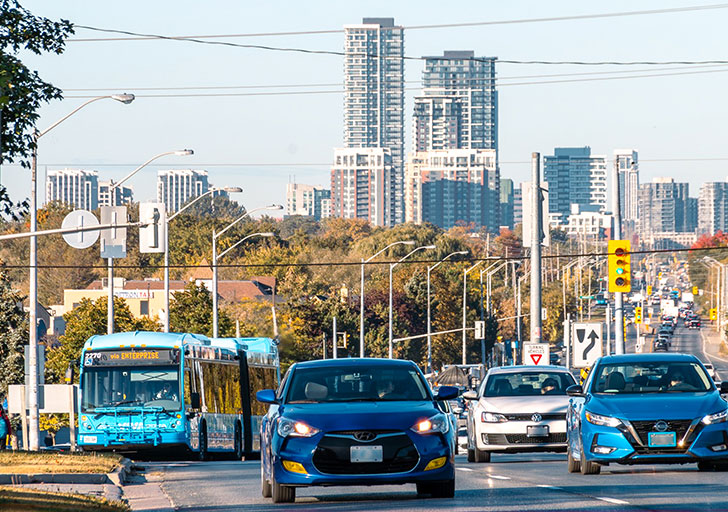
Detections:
482,371,576,397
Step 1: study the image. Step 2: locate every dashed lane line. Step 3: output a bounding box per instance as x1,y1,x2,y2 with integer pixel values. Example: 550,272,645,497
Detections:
596,497,630,505
456,467,473,472
487,475,511,480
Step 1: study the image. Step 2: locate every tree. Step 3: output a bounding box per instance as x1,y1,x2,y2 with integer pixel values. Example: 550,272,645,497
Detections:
45,296,159,382
0,1,74,217
0,268,28,397
169,282,235,337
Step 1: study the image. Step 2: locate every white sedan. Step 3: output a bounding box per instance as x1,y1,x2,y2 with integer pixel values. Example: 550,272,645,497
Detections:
463,365,577,462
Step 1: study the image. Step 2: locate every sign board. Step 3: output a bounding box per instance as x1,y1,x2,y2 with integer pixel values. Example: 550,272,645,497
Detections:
521,181,550,247
61,210,100,249
572,322,603,368
8,384,78,414
100,206,127,259
474,321,485,339
139,202,166,254
114,290,151,299
523,343,550,366
83,348,180,367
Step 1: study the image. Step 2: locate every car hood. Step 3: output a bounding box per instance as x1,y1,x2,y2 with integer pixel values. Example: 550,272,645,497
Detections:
587,392,725,420
478,395,570,413
280,401,439,431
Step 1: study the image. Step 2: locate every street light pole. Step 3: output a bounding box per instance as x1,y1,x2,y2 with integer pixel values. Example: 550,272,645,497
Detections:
27,93,134,451
212,205,282,337
359,240,415,357
463,261,484,365
389,245,436,359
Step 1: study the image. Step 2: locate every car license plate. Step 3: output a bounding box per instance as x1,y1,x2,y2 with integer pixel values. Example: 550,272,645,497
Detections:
648,432,676,448
84,435,98,444
350,445,383,463
527,425,549,437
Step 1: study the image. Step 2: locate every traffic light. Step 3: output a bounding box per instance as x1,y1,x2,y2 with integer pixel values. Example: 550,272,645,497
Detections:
647,285,653,296
692,286,698,295
608,240,631,293
635,307,642,324
710,308,717,321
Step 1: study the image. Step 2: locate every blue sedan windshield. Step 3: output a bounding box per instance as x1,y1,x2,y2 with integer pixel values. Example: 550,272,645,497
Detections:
286,365,430,403
592,362,712,394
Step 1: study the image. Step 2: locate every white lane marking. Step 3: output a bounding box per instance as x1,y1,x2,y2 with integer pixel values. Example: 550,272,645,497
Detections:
701,330,728,364
537,484,562,490
488,475,511,480
457,467,474,472
596,497,630,505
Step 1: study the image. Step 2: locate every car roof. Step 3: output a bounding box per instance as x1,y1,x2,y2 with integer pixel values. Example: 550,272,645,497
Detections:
486,365,570,375
290,358,418,370
597,353,699,364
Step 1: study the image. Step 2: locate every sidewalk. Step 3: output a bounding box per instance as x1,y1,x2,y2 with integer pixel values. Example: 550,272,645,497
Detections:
122,466,175,512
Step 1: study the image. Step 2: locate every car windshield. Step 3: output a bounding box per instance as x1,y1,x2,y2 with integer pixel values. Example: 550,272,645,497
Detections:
286,365,430,403
482,371,576,397
592,362,713,394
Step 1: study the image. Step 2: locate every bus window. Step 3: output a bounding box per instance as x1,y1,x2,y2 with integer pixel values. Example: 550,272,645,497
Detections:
249,366,278,415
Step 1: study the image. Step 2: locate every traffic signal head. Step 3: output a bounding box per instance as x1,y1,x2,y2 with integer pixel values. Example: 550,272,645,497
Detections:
608,240,632,293
635,307,642,324
710,308,717,321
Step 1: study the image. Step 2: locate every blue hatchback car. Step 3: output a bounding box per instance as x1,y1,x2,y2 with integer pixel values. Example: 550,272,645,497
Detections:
566,353,728,474
257,358,458,503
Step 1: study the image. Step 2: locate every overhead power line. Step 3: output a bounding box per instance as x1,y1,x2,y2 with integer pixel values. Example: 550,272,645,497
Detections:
70,4,728,42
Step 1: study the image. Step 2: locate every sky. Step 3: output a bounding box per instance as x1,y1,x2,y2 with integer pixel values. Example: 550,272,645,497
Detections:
5,0,728,216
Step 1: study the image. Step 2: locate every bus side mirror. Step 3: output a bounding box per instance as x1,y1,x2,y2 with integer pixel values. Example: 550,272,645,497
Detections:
191,392,201,410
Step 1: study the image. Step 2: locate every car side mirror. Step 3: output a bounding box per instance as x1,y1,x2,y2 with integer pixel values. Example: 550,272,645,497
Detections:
566,385,585,397
190,392,201,410
434,385,459,401
461,390,478,400
719,382,728,394
256,389,278,404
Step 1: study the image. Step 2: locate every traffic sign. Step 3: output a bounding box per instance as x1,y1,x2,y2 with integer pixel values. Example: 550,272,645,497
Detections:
61,210,99,249
523,343,549,366
99,206,127,259
474,321,485,339
572,322,603,369
139,202,166,254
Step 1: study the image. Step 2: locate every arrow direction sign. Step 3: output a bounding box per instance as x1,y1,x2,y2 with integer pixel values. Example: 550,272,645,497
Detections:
523,343,549,366
572,322,603,368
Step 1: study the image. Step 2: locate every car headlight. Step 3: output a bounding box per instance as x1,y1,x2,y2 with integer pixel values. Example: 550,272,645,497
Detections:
277,418,320,438
702,409,728,425
585,411,622,428
411,414,450,434
481,412,508,423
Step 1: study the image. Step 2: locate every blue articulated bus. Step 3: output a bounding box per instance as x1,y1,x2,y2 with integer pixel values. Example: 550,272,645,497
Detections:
77,331,279,458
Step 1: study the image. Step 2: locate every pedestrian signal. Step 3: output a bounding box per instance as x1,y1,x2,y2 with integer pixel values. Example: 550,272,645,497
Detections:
608,240,631,293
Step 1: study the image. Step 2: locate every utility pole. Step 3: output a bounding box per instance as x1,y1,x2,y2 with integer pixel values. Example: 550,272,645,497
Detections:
530,152,543,343
613,159,625,354
332,316,337,359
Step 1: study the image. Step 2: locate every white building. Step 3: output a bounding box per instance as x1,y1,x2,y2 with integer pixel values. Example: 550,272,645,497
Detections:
46,169,98,210
285,183,331,220
330,148,393,227
615,149,639,236
157,169,209,213
698,180,728,235
565,209,613,237
98,180,133,207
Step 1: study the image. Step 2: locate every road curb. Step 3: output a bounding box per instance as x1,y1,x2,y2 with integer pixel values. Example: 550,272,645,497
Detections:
0,457,132,485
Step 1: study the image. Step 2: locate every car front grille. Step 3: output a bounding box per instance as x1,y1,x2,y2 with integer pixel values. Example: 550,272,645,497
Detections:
504,413,566,421
483,433,566,445
627,419,696,452
312,432,419,475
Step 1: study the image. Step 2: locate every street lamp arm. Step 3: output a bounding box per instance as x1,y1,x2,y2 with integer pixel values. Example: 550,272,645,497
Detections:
215,204,282,239
218,232,274,261
168,188,217,222
38,96,120,138
364,240,416,263
429,250,469,272
112,150,191,191
393,244,436,269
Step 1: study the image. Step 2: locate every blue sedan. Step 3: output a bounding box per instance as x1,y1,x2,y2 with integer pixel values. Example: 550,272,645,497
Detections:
257,358,458,503
566,353,728,475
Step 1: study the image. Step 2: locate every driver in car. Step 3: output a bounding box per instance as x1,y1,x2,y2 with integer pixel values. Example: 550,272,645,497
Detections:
541,378,559,395
156,383,178,401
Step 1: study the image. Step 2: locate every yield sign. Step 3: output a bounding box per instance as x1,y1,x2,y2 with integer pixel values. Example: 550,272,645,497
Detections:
523,343,549,366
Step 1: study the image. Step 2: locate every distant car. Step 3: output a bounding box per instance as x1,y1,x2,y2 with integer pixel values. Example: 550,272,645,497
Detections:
704,363,716,380
258,358,458,503
687,319,701,330
457,426,468,451
653,340,669,352
566,353,728,474
464,365,577,462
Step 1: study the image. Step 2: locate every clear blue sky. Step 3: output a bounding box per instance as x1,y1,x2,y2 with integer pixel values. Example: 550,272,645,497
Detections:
6,0,728,215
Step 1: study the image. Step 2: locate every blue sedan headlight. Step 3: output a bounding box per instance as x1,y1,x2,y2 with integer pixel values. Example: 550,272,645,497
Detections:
277,418,320,438
585,411,623,428
702,409,728,425
411,413,450,434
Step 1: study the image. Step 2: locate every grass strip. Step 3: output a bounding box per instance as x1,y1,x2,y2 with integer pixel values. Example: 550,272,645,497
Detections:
0,486,128,511
0,452,122,474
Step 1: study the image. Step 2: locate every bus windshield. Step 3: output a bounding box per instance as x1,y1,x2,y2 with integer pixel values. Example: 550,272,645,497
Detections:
81,366,181,411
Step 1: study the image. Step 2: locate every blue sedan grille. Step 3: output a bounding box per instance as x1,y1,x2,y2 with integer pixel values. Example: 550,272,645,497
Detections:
312,432,419,475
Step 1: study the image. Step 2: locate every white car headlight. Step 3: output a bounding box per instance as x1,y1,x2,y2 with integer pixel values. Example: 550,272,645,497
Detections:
411,414,450,434
481,412,508,423
277,418,320,438
585,411,622,428
702,409,728,425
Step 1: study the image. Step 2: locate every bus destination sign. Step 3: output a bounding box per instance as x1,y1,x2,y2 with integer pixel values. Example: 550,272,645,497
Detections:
84,349,180,367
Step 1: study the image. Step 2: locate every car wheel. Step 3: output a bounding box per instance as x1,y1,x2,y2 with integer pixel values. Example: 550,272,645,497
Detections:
234,422,244,461
418,479,455,498
261,460,272,498
474,448,491,463
198,422,208,461
567,447,581,473
697,461,715,472
271,470,295,503
579,444,600,475
467,448,475,463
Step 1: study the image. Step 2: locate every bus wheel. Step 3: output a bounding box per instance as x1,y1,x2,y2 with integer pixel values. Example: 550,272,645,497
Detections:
234,422,244,461
198,422,208,461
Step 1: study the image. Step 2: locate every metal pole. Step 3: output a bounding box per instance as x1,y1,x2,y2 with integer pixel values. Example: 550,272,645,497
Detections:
212,230,219,338
613,159,625,354
164,220,170,332
360,259,365,357
107,259,114,334
333,316,338,359
28,139,39,451
462,269,468,365
389,263,394,359
565,313,571,370
480,271,486,367
530,152,542,343
516,279,522,364
427,266,433,373
606,304,611,355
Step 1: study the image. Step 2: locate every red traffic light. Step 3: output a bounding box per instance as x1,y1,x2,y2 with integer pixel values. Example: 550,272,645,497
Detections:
615,248,626,256
615,277,626,286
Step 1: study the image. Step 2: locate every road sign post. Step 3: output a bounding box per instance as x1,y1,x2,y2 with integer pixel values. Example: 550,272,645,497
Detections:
572,322,603,368
523,343,550,366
